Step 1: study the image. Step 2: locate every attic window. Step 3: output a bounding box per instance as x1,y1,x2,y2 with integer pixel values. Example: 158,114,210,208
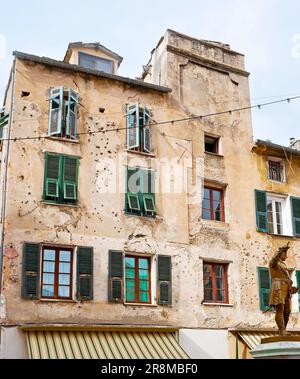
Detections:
78,52,114,74
205,135,219,154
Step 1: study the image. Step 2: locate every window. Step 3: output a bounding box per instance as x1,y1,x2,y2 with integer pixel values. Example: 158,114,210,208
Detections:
125,256,151,304
203,263,229,304
49,87,79,139
43,153,79,205
108,251,172,305
78,52,114,74
0,109,9,140
126,103,152,153
204,135,219,154
268,158,286,182
41,247,73,299
202,186,225,222
257,267,271,311
255,190,293,236
22,243,93,301
125,167,156,217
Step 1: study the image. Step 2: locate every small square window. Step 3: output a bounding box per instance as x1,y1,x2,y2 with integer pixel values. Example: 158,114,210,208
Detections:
205,135,219,154
268,158,286,182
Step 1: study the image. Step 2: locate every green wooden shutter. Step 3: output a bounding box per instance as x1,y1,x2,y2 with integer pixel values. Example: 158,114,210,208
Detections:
63,156,78,201
141,170,156,216
255,190,268,232
126,167,141,213
77,247,93,300
157,255,172,305
22,243,41,299
143,107,152,153
108,251,123,302
44,153,60,200
0,112,9,139
48,87,63,135
296,271,300,310
291,197,300,237
258,267,271,311
126,103,140,149
66,89,79,139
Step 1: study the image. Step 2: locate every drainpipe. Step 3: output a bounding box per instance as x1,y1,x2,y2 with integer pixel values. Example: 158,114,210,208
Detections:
0,59,16,294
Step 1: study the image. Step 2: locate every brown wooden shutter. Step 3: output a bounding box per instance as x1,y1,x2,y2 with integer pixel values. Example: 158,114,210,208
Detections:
77,247,93,300
108,251,123,303
157,255,172,305
22,243,41,299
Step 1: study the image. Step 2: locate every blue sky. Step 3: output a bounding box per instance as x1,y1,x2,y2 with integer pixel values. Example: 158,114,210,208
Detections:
1,0,300,145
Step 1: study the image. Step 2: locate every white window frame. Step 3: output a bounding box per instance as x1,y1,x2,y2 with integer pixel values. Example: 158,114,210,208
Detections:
267,156,286,183
266,194,293,236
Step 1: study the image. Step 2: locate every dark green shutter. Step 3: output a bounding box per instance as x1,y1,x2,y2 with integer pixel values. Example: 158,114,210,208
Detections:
296,271,300,310
258,267,271,311
22,243,41,299
291,197,300,237
157,255,172,305
108,250,123,302
77,247,93,300
255,190,268,232
63,156,78,201
44,153,60,199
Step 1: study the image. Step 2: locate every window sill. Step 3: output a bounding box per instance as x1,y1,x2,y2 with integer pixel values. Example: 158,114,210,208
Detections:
125,149,155,158
45,136,80,144
39,299,78,304
266,233,294,239
41,201,79,208
124,303,158,308
202,302,233,307
200,219,229,227
268,178,286,184
204,152,224,158
124,211,158,220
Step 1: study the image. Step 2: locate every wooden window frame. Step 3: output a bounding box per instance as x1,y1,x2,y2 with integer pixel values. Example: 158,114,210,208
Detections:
204,135,219,154
125,255,152,304
41,246,73,300
202,186,225,222
203,262,229,304
127,105,152,154
267,158,285,183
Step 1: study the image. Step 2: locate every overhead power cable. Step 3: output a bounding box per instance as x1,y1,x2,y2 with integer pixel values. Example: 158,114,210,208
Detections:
1,95,300,142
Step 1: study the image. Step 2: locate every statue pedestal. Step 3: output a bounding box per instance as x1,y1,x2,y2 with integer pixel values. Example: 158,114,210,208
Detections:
251,336,300,359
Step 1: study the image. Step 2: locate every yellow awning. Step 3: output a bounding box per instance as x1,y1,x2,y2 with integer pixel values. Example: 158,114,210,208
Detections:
238,331,300,350
25,330,189,359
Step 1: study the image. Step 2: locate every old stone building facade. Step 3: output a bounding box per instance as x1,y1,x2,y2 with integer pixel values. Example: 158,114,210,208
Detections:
0,29,299,359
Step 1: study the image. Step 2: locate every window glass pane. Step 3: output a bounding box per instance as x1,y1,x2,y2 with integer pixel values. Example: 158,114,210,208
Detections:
126,280,135,302
125,257,135,269
139,292,149,302
59,274,70,285
126,268,135,279
139,280,149,291
217,289,225,302
139,259,149,269
43,261,55,273
44,249,55,261
139,269,149,280
59,262,71,274
204,264,213,288
58,286,70,298
60,250,71,262
42,285,54,297
215,265,224,278
202,209,211,220
202,198,210,210
213,201,221,211
216,278,224,290
215,210,221,221
203,188,210,199
43,273,55,285
204,289,213,301
213,190,221,201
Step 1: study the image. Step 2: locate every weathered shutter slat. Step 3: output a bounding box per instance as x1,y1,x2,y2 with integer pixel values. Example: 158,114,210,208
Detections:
108,251,123,302
77,247,93,300
22,243,41,299
258,267,271,311
255,190,268,232
291,197,300,237
126,103,140,149
143,107,152,153
48,87,63,135
157,255,172,305
63,156,78,201
66,89,79,139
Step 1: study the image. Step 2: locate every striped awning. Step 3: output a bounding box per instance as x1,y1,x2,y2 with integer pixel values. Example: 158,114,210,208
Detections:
238,331,300,350
25,329,189,359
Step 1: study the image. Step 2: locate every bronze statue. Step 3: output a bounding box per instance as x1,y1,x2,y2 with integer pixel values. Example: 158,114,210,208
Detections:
269,242,299,336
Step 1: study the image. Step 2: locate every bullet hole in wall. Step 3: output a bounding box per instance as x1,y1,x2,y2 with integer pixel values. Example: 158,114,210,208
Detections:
21,91,30,98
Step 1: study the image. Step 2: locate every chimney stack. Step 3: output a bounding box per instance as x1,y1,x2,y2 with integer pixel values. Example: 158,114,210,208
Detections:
290,138,300,151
